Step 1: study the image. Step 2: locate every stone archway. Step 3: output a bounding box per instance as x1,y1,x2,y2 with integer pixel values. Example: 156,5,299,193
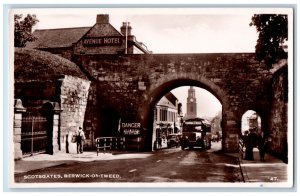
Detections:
72,53,286,154
140,77,233,152
241,110,262,134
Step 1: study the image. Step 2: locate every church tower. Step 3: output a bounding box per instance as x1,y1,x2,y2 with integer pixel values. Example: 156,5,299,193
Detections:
186,86,197,118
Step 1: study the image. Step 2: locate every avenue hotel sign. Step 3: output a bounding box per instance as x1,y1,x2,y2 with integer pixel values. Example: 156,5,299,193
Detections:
83,36,123,46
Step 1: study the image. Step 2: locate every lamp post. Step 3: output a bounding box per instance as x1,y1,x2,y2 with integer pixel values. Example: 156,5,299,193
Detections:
180,117,183,134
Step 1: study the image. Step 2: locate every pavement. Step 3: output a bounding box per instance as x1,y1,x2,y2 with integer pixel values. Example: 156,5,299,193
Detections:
237,148,289,184
14,148,290,185
14,150,152,174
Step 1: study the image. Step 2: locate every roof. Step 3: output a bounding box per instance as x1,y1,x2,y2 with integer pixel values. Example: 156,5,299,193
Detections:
184,117,211,125
14,48,89,82
25,21,151,54
165,92,178,106
26,27,91,49
156,92,178,109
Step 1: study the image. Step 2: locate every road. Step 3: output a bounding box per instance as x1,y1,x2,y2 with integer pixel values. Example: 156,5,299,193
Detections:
14,142,243,183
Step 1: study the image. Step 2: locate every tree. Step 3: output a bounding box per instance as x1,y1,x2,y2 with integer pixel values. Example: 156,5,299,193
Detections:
250,14,288,67
14,14,39,47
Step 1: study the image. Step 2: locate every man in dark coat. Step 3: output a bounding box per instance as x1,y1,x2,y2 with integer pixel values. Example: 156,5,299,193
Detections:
244,128,258,160
257,132,271,161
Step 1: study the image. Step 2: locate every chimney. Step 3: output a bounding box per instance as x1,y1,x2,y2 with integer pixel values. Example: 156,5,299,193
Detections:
120,22,132,36
96,14,109,24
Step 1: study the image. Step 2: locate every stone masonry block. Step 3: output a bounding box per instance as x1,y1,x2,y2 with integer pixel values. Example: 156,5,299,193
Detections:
14,120,22,128
14,113,22,120
14,127,22,135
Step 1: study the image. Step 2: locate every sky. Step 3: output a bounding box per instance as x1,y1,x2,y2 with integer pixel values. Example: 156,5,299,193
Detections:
171,86,221,118
10,8,290,118
12,8,259,53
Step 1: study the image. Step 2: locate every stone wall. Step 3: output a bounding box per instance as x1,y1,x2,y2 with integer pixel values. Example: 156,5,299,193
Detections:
72,53,281,152
83,82,99,148
59,75,91,152
269,66,288,162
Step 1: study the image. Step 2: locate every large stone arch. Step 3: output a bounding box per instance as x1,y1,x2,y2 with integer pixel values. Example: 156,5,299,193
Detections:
71,53,287,155
139,75,232,151
147,74,229,106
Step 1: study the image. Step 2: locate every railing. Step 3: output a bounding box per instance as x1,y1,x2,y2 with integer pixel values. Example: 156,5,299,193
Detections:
95,137,125,156
238,138,246,182
239,138,245,159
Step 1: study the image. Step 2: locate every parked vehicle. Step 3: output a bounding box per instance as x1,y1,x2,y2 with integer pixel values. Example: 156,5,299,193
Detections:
167,134,180,148
211,134,220,142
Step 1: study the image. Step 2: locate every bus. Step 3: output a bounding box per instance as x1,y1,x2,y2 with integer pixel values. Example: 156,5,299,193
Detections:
180,117,212,150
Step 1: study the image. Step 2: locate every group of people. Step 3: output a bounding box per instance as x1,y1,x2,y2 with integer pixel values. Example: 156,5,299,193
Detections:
242,128,271,161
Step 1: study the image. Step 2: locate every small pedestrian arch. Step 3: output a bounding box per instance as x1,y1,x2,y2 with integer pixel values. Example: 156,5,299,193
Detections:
241,110,262,135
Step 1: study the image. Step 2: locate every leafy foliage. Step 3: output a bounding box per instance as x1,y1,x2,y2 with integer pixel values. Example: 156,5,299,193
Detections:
250,14,288,67
14,14,39,47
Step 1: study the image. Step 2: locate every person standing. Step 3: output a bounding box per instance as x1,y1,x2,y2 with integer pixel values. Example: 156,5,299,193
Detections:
258,131,270,161
76,127,86,154
241,130,249,148
244,128,258,160
157,137,162,149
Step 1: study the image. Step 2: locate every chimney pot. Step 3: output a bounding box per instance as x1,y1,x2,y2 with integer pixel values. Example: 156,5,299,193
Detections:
121,22,132,36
